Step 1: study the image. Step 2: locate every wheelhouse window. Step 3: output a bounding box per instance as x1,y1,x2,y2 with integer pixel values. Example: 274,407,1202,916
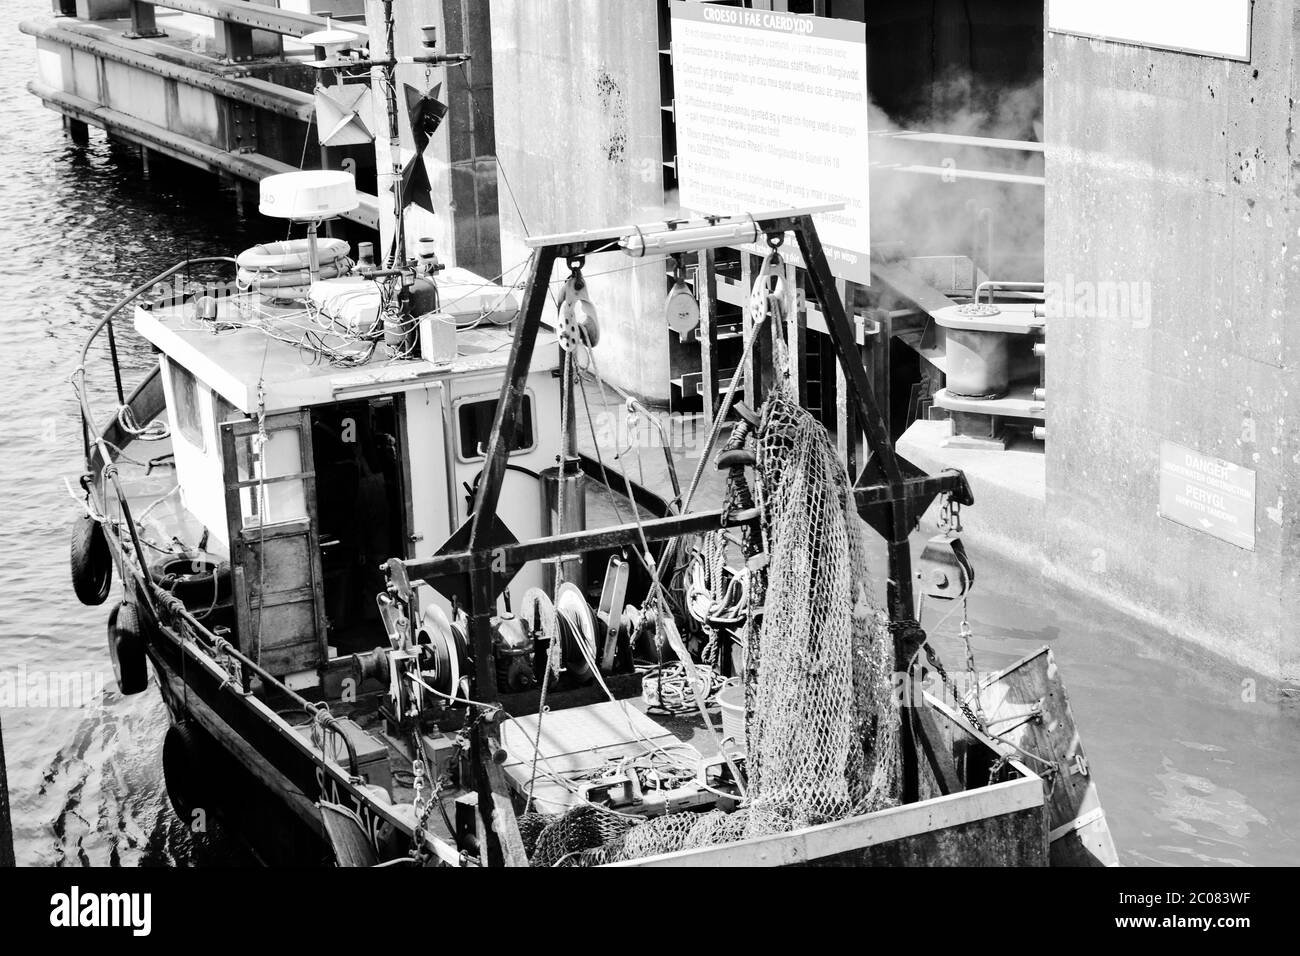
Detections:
456,394,536,461
168,360,206,452
211,392,242,470
233,425,308,528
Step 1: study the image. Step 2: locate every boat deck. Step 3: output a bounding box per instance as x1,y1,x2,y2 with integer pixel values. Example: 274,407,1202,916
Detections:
280,685,739,851
294,685,1046,866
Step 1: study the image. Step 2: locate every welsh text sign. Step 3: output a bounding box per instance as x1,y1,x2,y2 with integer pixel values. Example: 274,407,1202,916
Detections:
1158,441,1256,550
670,2,870,284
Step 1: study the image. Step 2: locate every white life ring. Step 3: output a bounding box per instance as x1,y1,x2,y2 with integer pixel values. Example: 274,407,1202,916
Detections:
237,257,351,289
236,237,351,272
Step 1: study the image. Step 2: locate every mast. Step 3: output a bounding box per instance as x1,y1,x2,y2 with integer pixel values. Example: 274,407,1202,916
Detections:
381,0,405,267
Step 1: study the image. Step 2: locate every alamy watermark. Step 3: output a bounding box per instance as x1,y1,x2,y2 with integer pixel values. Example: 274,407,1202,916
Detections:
1043,275,1152,328
0,665,106,709
50,887,151,936
588,408,704,455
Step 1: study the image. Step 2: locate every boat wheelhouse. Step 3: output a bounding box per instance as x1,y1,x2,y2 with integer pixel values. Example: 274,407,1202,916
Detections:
140,272,564,689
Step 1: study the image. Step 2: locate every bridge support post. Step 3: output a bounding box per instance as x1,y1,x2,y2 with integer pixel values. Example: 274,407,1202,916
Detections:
63,116,90,144
221,21,256,63
125,1,166,38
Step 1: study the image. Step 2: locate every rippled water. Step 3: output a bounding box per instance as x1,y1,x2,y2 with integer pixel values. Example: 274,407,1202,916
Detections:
925,572,1300,866
2,0,1298,867
1,2,265,865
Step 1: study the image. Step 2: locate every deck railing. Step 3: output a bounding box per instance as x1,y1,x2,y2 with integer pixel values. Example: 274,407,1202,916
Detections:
73,257,237,615
71,257,367,779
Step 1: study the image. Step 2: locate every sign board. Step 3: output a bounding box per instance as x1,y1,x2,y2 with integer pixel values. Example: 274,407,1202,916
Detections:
1047,0,1252,61
1158,441,1256,550
670,2,870,284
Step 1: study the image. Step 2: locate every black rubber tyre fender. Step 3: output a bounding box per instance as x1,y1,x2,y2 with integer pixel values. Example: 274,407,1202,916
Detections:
149,555,232,606
107,601,150,695
162,722,207,827
71,514,113,606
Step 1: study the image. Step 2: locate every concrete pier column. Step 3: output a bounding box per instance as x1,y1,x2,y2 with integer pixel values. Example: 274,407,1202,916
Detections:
221,171,246,218
491,0,672,402
64,116,89,145
227,176,257,220
1044,6,1300,681
75,0,131,21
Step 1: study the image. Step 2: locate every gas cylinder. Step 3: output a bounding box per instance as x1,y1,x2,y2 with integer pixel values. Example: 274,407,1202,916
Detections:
539,457,587,593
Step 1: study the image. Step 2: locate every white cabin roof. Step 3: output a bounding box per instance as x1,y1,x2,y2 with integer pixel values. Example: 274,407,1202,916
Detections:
134,274,559,414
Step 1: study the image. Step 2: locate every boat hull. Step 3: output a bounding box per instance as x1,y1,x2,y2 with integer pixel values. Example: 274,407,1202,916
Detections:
616,774,1047,867
977,646,1120,867
128,565,1056,867
124,577,400,866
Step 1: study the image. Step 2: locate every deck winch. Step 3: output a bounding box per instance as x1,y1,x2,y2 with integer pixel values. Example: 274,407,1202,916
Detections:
369,558,657,736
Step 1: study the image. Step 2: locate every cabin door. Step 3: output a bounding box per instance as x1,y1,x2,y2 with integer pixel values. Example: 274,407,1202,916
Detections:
309,396,413,652
220,410,328,679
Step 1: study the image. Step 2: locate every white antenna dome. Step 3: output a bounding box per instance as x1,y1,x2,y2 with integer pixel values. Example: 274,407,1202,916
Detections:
259,170,359,221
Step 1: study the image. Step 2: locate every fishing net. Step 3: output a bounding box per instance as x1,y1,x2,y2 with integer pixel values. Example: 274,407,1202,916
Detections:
743,378,901,835
520,805,635,867
526,807,754,867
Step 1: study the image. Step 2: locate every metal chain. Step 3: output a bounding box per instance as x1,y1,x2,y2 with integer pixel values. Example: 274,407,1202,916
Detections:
554,258,584,587
938,492,962,534
923,642,985,731
958,596,986,725
409,729,435,863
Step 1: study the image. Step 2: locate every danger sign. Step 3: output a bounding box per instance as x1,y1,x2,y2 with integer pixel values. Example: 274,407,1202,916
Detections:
1158,440,1256,551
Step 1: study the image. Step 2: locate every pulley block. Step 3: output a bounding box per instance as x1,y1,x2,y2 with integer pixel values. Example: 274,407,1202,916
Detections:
916,534,975,601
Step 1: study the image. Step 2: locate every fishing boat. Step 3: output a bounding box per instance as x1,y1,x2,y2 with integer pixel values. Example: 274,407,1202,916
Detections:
62,15,1116,868
65,195,1118,866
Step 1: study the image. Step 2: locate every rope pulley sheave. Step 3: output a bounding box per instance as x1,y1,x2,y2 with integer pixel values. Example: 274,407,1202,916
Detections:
559,257,599,352
916,495,974,601
664,253,700,337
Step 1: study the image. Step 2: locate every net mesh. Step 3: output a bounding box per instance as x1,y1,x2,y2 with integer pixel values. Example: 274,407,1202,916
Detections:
520,806,635,868
525,807,757,867
744,379,901,835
